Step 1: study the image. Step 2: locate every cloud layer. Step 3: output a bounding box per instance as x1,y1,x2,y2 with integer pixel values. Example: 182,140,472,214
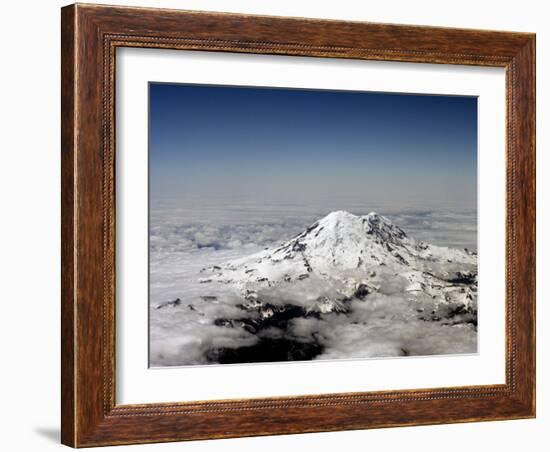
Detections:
150,202,477,255
149,201,477,366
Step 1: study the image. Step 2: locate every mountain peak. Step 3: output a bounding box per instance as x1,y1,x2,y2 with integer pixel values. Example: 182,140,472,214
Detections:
316,210,406,244
323,210,356,220
315,210,356,228
320,210,387,223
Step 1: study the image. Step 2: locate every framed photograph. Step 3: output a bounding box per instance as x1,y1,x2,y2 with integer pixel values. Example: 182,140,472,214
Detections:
61,3,536,447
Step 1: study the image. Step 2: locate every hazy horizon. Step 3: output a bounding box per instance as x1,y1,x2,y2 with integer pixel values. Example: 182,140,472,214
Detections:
149,83,477,209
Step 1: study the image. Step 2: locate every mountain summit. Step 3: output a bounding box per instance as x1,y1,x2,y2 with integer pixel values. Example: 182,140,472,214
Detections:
273,210,415,273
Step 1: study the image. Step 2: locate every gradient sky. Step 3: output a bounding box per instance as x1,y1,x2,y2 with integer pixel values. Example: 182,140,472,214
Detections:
149,83,477,208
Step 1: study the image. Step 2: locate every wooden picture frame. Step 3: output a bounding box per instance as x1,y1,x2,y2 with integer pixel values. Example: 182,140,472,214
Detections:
61,3,535,447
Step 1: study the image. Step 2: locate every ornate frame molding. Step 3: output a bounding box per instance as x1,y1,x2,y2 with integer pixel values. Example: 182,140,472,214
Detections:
61,4,535,447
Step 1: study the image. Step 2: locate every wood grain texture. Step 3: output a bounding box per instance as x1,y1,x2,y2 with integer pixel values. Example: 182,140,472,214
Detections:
61,3,536,447
60,5,76,447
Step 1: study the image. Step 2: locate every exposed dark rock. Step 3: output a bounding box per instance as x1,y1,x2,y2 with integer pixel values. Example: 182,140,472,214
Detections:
393,252,409,266
314,295,350,314
207,337,324,364
304,221,320,234
236,301,321,330
200,296,218,302
236,318,261,334
417,303,477,327
258,304,309,329
292,241,306,252
446,271,477,285
155,298,181,309
353,283,371,299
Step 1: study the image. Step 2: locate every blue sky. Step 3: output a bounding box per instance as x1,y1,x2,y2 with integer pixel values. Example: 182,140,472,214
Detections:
149,83,477,208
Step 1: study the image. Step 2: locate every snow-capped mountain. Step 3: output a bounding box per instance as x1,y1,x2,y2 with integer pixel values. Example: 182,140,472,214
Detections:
152,210,478,365
199,211,477,316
